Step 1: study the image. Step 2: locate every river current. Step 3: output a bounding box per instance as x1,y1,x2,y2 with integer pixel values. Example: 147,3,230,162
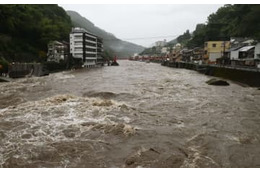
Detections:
0,60,260,167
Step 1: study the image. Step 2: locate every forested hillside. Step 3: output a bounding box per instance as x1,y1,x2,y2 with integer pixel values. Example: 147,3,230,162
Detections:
167,4,260,49
0,4,72,62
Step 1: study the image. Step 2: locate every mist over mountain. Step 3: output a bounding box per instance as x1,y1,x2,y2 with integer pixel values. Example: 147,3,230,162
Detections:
66,10,145,58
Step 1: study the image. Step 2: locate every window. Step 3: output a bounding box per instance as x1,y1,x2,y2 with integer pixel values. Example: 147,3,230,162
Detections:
212,44,216,47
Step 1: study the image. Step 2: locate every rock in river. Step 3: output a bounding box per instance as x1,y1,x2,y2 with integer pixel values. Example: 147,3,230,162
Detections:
206,78,230,86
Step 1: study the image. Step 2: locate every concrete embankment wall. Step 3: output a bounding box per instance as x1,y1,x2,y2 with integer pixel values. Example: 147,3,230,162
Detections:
205,66,260,87
162,61,260,87
8,63,49,78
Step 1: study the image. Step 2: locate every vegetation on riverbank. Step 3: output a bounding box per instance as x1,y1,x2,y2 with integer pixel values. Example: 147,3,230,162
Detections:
140,4,260,55
179,4,260,48
0,5,72,63
0,57,9,74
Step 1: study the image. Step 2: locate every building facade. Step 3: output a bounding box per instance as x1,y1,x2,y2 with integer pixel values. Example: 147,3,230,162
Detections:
70,27,103,67
155,39,167,47
254,43,260,60
47,41,69,63
204,41,230,63
161,47,169,54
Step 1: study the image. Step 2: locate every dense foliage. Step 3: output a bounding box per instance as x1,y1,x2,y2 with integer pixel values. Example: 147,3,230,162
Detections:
186,4,260,48
0,57,9,74
0,5,72,63
176,30,191,45
153,4,260,52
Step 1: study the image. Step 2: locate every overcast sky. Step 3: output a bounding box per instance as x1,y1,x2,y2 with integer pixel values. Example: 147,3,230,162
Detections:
60,4,224,47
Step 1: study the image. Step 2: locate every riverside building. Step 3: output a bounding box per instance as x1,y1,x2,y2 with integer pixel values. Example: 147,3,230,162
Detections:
70,27,103,67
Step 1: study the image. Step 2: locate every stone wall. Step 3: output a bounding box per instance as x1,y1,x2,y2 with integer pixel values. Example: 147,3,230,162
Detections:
8,63,49,78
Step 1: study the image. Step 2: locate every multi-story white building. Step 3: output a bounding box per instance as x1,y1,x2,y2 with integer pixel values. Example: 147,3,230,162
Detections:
70,27,103,67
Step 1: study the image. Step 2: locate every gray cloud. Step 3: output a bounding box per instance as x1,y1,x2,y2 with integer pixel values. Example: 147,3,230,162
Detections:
60,4,224,47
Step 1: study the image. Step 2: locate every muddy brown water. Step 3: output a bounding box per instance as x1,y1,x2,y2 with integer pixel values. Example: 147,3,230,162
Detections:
0,60,260,168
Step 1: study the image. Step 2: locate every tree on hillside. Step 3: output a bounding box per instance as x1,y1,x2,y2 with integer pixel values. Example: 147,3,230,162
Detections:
177,30,191,45
186,24,207,48
0,4,72,62
186,4,260,48
235,5,260,40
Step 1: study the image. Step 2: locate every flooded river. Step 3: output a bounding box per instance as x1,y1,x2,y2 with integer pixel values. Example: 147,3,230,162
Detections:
0,60,260,167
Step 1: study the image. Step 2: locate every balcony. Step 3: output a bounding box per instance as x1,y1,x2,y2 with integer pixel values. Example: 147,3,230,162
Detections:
74,37,83,41
87,52,97,54
85,39,97,44
73,50,83,53
85,33,97,39
74,44,83,47
85,45,96,49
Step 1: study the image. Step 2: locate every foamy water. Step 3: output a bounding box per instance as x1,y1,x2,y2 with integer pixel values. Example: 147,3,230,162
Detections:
0,61,260,167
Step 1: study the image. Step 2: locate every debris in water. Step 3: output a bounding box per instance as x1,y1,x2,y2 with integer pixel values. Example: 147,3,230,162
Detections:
46,95,75,104
93,100,113,107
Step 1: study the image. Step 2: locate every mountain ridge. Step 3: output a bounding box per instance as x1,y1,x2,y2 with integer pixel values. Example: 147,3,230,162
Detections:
66,10,145,58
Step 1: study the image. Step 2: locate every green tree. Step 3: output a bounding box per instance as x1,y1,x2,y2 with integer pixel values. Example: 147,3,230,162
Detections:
186,4,260,48
186,24,207,48
177,30,191,46
0,4,72,62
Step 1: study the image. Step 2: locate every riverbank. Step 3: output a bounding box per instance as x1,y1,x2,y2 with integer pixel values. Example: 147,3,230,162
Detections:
161,61,260,87
1,61,107,80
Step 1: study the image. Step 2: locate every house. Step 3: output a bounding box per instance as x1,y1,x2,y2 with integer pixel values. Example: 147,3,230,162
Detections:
204,41,230,64
227,37,258,67
238,46,255,59
230,37,254,46
230,46,243,60
230,45,255,66
191,47,204,64
239,46,255,66
254,43,260,60
70,27,103,67
229,37,255,59
171,43,182,54
47,41,69,63
254,43,260,68
161,47,169,54
155,39,167,47
181,49,192,62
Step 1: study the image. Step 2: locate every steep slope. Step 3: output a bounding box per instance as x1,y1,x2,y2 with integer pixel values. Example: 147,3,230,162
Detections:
0,4,72,62
66,10,145,58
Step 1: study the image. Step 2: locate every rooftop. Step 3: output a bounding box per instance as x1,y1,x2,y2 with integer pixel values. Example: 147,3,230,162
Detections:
239,45,255,52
